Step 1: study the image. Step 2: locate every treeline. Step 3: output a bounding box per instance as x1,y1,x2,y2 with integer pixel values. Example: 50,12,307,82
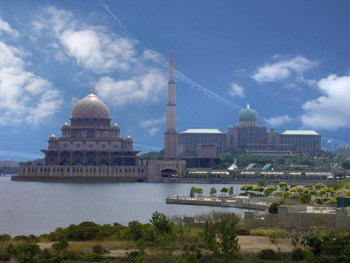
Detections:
0,211,350,262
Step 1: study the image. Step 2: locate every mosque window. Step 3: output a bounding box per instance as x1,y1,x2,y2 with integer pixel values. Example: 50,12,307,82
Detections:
87,130,95,138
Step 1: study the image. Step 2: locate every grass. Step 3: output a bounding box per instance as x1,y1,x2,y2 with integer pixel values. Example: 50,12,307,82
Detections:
64,240,137,254
250,229,288,238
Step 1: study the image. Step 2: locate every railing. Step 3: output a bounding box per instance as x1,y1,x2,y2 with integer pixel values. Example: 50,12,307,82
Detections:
167,195,220,202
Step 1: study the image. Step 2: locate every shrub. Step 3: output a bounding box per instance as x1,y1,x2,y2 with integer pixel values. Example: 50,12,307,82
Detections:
92,244,109,254
236,226,250,235
0,252,11,261
298,193,312,204
0,234,11,242
268,202,280,214
257,249,279,260
314,198,323,205
292,248,305,260
326,198,337,204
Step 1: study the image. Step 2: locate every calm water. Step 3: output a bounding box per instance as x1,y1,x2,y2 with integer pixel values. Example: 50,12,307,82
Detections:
0,176,245,236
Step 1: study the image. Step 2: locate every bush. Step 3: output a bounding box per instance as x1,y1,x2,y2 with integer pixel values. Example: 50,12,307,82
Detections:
257,249,279,260
292,248,305,260
0,252,11,261
326,198,337,204
0,234,11,242
268,202,280,214
236,227,250,235
92,244,109,254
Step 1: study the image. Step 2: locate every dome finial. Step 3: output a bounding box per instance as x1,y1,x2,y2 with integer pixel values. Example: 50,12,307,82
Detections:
247,103,250,109
90,78,93,94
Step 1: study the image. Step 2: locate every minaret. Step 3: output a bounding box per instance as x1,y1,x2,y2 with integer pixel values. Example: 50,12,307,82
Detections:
164,51,178,158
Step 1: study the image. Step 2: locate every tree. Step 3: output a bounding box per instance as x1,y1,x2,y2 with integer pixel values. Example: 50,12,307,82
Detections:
203,216,240,261
209,187,217,195
264,186,277,197
304,184,313,189
279,182,289,205
150,211,173,234
240,184,253,195
7,243,40,263
52,236,69,252
220,187,229,195
194,188,203,195
298,193,312,204
342,159,350,169
268,202,280,214
252,186,265,194
290,186,303,196
315,183,326,190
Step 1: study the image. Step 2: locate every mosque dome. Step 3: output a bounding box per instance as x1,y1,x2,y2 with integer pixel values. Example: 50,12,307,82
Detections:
49,134,57,140
239,104,257,120
112,123,120,129
72,89,110,119
125,136,133,141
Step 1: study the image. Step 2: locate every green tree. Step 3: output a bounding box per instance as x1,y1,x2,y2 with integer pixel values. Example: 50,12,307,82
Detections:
209,187,217,195
203,216,240,261
258,181,267,187
252,186,265,194
304,184,313,189
194,188,203,195
290,186,303,196
241,184,253,195
150,211,173,234
298,193,312,204
7,243,40,263
264,186,277,197
52,236,69,252
220,187,229,195
342,159,350,169
315,183,326,190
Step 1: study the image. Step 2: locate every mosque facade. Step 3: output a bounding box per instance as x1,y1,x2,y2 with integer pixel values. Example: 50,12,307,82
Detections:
16,52,186,183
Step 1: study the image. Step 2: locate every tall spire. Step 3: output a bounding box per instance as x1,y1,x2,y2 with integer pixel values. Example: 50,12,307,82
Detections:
164,50,178,158
169,51,175,83
170,50,174,63
90,79,93,94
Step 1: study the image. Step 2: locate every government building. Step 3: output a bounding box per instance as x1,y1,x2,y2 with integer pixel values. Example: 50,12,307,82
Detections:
178,104,322,156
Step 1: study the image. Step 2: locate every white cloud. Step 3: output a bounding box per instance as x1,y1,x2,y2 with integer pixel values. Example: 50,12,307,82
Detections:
252,56,318,83
95,69,167,107
148,127,160,136
301,74,350,130
0,17,19,37
140,116,166,128
264,115,292,126
0,41,63,126
31,5,168,107
32,6,137,74
228,83,244,98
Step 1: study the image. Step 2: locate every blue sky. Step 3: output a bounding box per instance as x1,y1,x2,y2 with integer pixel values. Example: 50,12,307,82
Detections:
0,0,349,160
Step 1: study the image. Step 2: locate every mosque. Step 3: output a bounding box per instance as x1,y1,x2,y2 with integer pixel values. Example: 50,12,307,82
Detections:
15,52,186,182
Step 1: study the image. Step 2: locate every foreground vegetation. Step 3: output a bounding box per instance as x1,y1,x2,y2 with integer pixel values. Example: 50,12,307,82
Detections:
0,211,349,263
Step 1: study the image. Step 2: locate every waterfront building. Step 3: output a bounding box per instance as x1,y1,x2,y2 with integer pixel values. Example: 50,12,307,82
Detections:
16,52,187,183
178,104,321,155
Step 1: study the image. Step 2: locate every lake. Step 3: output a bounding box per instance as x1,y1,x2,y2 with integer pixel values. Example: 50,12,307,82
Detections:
0,176,246,236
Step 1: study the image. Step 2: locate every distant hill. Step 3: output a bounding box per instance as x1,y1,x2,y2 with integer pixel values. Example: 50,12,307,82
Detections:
0,160,20,166
22,158,45,165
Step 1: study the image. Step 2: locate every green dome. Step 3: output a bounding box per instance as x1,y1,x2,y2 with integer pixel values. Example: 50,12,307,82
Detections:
239,104,257,120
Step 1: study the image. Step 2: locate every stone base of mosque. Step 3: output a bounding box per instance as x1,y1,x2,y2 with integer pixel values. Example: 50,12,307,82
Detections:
12,175,147,183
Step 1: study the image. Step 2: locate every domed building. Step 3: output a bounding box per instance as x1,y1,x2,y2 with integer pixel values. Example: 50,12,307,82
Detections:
238,104,257,127
40,87,139,167
179,103,321,155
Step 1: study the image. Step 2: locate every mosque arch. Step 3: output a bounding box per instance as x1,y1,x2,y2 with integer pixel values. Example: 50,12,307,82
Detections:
98,152,109,166
85,151,96,166
111,153,122,166
59,151,71,166
72,152,83,166
87,130,95,138
46,151,58,166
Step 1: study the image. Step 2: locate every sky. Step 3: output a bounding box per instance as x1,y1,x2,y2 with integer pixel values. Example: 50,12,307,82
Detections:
0,0,349,161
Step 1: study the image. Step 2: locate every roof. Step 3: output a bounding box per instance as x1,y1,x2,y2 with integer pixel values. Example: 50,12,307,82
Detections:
262,163,272,170
180,129,222,134
282,130,320,135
